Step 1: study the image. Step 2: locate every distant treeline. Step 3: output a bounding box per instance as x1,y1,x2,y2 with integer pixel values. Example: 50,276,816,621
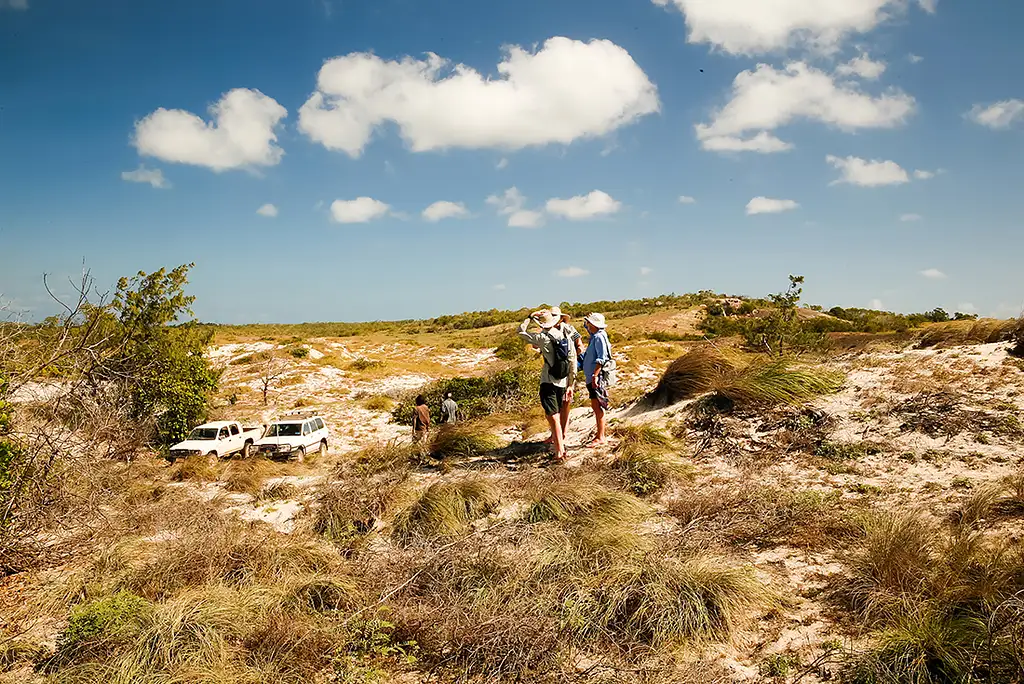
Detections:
210,291,730,338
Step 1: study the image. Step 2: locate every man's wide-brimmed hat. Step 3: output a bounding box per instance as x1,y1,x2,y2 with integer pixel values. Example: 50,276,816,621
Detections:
531,309,560,329
584,313,607,329
548,306,572,322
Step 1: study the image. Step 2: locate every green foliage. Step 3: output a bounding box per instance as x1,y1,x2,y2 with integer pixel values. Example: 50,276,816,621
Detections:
58,592,152,651
392,365,539,425
494,332,530,361
289,346,310,359
349,357,386,371
98,264,219,444
611,447,693,496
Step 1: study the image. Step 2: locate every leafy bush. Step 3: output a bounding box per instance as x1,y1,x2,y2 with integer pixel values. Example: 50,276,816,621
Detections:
289,346,310,359
494,332,530,361
56,592,152,656
362,395,394,412
350,356,385,370
392,365,539,425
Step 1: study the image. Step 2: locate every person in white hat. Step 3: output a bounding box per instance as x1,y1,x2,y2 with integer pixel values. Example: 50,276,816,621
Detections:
547,307,583,440
518,308,572,461
581,312,611,447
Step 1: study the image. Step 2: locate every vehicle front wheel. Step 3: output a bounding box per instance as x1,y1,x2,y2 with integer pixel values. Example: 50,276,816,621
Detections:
241,442,253,459
294,446,306,463
318,440,327,458
206,452,219,469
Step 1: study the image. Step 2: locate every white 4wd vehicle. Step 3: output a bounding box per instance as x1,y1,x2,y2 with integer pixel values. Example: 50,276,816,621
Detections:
169,421,264,462
254,414,329,462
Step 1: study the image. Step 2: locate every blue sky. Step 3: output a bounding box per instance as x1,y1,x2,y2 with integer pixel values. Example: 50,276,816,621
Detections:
1,0,1022,324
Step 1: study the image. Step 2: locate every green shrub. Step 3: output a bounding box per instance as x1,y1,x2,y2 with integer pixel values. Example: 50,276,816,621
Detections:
392,365,539,425
57,592,152,653
350,358,386,371
289,346,310,359
362,395,394,412
495,333,530,361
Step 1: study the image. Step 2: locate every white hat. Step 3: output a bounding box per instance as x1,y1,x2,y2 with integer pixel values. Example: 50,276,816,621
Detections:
584,313,607,329
548,306,572,322
531,309,559,329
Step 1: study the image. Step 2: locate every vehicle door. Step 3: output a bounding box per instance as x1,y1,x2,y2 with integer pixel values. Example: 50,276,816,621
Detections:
301,419,313,450
217,426,231,454
314,417,328,443
227,423,242,454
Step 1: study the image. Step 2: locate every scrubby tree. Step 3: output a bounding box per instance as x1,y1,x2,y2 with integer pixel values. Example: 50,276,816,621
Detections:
254,351,288,405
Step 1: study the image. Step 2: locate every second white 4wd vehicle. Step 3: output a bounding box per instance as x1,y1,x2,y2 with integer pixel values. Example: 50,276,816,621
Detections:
254,413,329,462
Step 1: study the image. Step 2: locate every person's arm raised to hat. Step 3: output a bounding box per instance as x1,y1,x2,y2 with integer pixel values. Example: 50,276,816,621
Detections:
518,316,543,346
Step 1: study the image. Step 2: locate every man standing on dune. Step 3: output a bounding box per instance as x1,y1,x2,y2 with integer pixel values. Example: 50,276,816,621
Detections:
518,309,572,462
582,313,612,447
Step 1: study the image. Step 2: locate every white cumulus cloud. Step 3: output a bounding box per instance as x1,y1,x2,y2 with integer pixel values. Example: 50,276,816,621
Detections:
869,299,885,310
678,195,697,204
967,100,1024,129
650,0,921,55
913,169,936,179
836,54,887,80
900,213,923,222
917,0,937,13
909,53,924,64
545,190,621,220
298,37,660,157
493,284,507,291
487,187,545,228
696,62,915,153
640,266,654,276
920,268,946,279
330,197,390,224
826,155,909,186
422,201,469,222
256,203,278,217
746,197,799,215
133,89,287,172
556,266,589,278
1,0,29,10
121,165,170,189
496,158,509,170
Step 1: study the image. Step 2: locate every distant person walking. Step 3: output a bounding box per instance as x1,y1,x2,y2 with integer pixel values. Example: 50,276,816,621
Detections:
440,393,459,424
412,395,431,442
582,313,612,447
519,309,573,462
547,307,582,442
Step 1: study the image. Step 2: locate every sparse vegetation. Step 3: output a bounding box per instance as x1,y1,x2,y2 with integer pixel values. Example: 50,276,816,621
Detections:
429,422,505,458
392,477,500,540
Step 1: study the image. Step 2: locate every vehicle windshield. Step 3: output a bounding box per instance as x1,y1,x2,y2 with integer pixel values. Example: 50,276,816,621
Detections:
187,428,219,440
266,423,302,437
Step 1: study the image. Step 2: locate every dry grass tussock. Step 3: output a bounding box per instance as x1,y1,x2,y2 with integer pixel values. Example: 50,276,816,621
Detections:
668,482,854,550
308,470,407,550
955,469,1024,528
648,347,843,410
105,511,342,600
429,422,505,459
838,509,1024,682
916,318,1015,349
392,476,500,541
608,424,693,496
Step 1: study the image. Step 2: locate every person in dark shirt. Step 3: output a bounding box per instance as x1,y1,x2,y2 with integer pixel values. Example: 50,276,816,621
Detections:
413,395,431,442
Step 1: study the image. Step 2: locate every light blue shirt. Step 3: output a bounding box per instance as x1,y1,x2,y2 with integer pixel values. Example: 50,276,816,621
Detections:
583,330,610,383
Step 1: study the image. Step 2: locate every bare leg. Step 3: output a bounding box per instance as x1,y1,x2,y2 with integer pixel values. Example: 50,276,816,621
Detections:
545,412,565,460
559,396,572,439
588,399,607,446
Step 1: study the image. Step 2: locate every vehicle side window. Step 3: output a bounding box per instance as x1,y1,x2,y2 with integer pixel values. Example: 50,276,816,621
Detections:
219,428,229,439
230,424,239,436
302,422,310,436
315,418,324,430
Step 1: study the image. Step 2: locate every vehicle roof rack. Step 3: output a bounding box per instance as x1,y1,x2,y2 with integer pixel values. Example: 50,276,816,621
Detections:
279,410,319,420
